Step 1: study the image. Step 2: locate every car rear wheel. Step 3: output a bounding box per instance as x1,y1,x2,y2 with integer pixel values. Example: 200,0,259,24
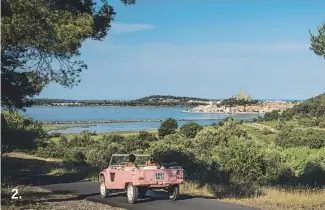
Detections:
100,180,109,198
126,183,138,204
168,185,180,201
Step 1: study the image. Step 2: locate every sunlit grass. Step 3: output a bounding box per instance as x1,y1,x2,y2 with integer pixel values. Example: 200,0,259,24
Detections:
182,181,325,210
222,186,325,210
46,168,78,176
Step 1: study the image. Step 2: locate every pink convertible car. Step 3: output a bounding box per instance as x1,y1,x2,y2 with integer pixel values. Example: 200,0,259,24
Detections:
99,154,184,203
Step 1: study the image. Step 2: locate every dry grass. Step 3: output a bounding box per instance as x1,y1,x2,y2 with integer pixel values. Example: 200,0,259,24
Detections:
47,167,78,176
181,182,214,197
222,187,325,210
1,185,122,210
4,152,62,162
181,182,325,210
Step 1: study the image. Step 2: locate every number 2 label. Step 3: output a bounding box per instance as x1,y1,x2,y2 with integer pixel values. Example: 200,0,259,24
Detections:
11,189,19,200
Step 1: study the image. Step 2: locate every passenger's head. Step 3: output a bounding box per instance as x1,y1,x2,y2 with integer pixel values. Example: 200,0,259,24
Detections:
129,154,136,163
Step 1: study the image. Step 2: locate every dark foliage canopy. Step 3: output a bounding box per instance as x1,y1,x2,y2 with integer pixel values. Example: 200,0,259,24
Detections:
1,0,136,110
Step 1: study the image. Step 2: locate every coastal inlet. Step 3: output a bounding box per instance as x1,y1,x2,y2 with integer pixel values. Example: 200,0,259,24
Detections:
24,106,263,133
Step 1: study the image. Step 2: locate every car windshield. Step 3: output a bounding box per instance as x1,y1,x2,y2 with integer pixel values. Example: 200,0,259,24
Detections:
109,154,150,167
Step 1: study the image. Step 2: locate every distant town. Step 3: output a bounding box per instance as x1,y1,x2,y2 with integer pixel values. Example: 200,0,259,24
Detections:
187,90,300,114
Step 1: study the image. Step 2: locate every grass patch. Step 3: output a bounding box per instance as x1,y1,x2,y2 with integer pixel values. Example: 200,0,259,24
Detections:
181,182,214,197
47,168,78,176
240,124,277,143
261,120,298,129
240,124,266,138
5,152,63,162
182,182,325,210
222,186,325,210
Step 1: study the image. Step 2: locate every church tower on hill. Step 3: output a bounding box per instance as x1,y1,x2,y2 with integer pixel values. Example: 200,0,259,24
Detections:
232,90,252,101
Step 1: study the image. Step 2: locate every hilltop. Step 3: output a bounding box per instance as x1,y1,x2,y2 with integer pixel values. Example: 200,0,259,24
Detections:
129,95,210,106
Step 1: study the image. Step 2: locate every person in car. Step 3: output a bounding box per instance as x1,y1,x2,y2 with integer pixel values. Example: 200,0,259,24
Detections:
145,155,158,166
124,154,138,168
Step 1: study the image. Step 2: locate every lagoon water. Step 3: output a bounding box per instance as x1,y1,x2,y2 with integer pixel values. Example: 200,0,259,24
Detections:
24,106,263,133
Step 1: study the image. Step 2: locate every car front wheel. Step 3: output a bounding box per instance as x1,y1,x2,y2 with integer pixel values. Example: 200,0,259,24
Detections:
168,185,180,201
100,180,109,198
126,183,138,204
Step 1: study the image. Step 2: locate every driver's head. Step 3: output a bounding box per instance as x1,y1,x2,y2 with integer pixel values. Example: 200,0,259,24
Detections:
149,155,154,162
129,154,136,163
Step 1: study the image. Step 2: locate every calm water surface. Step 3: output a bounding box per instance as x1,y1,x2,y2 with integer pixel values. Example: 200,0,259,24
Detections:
24,106,262,133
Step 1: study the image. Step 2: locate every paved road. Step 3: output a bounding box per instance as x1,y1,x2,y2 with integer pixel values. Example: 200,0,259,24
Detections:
43,181,260,210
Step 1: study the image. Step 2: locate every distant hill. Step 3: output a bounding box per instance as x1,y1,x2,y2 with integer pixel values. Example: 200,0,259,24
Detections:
283,93,325,118
32,95,210,107
131,95,209,103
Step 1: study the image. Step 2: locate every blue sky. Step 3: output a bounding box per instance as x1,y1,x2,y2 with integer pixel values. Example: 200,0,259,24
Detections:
39,0,325,100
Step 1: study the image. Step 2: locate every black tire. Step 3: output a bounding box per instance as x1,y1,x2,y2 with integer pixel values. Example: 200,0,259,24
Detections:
100,179,109,198
168,185,180,201
126,183,138,204
138,187,148,198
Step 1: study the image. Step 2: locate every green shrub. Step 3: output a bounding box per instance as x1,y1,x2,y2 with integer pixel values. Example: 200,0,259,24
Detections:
276,127,325,148
237,120,244,124
263,110,281,121
85,142,124,168
68,135,90,147
300,161,325,186
276,120,286,130
122,135,150,153
101,133,125,143
307,136,325,149
150,142,195,172
2,111,46,153
58,135,68,146
218,136,268,184
158,118,178,139
262,128,274,135
318,121,325,128
85,147,110,168
138,131,157,142
298,117,318,127
180,122,202,138
36,143,64,158
65,148,86,164
280,147,325,186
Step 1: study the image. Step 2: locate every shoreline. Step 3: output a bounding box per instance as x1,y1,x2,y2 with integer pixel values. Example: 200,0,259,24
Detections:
31,105,196,108
41,117,258,125
183,110,264,115
42,119,220,125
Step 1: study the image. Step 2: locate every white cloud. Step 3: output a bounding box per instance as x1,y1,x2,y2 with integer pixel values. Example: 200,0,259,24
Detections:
110,23,155,34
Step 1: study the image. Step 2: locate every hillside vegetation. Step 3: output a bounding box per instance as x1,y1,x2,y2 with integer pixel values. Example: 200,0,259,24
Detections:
32,95,211,107
258,93,325,121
